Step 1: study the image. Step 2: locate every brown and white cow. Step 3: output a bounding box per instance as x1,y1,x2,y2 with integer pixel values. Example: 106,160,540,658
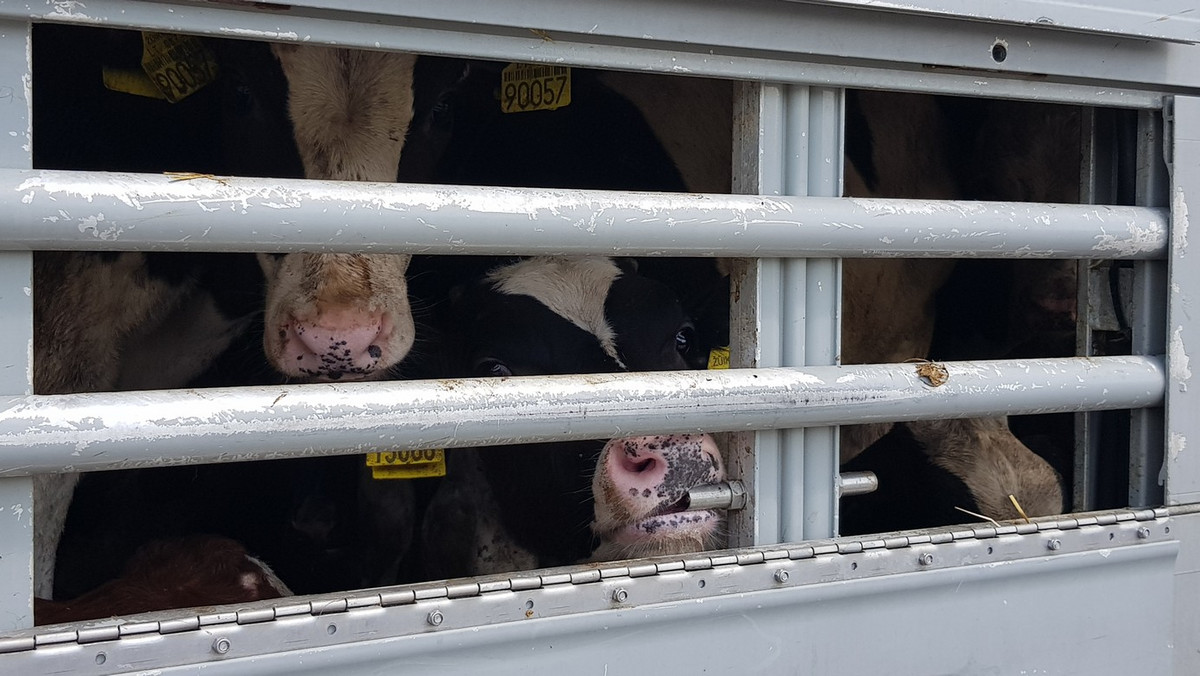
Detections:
35,535,289,626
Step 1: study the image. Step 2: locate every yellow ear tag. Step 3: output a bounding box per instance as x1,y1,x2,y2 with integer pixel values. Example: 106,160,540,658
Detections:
138,32,219,103
500,63,571,113
101,67,168,100
366,449,447,480
707,346,731,370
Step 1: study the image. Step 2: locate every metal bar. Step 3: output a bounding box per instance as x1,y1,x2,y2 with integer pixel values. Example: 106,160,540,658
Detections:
1166,96,1200,505
837,471,878,497
0,170,1168,258
748,81,787,547
0,356,1165,477
0,17,33,631
1074,107,1114,513
25,0,1196,99
780,85,842,542
726,80,772,550
783,0,1200,43
1129,108,1169,507
684,481,748,511
16,1,1171,109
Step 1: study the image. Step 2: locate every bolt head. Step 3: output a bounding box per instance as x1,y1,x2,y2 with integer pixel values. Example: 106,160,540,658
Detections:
1137,526,1151,539
1047,538,1062,551
427,610,444,626
612,588,629,603
774,569,790,583
212,637,231,655
918,553,934,566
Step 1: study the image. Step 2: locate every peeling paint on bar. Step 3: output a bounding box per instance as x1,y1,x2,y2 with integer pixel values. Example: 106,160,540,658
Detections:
0,170,1168,258
1174,185,1190,259
0,356,1164,477
1172,325,1192,390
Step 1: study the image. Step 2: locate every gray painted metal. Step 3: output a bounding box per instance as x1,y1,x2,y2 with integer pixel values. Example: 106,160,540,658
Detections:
64,0,1200,96
1171,509,1200,676
1130,109,1170,508
0,169,1167,258
783,85,841,542
7,1,1180,107
728,81,783,548
0,18,32,632
0,509,1177,675
1167,96,1200,506
793,0,1200,43
0,356,1164,477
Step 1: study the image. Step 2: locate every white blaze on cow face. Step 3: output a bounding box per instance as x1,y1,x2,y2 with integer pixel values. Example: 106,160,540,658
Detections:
265,44,419,380
487,256,625,367
591,433,726,561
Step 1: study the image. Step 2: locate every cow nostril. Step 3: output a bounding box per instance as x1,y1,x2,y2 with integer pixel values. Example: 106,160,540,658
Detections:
622,456,656,475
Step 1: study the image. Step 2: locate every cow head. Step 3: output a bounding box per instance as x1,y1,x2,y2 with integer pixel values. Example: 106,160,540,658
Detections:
266,43,418,380
429,256,726,569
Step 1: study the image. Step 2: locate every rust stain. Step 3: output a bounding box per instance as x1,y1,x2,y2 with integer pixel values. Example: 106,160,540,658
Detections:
914,360,949,387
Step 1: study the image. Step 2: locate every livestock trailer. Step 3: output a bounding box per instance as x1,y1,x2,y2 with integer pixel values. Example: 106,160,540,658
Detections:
0,0,1197,673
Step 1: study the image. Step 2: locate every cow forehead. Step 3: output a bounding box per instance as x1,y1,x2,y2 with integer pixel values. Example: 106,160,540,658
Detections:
486,257,623,364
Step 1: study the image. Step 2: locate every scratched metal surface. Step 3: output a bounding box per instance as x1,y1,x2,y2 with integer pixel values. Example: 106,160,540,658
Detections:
0,356,1165,477
0,509,1178,675
0,169,1168,258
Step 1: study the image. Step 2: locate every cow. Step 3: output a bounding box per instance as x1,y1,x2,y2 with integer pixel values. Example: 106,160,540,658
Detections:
416,256,727,577
55,453,415,600
36,535,289,626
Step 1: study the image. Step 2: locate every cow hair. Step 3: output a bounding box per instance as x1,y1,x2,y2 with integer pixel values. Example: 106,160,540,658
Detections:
486,257,625,367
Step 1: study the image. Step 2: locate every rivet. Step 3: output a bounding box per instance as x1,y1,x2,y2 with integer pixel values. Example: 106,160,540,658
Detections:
212,637,231,655
918,553,934,566
774,569,789,583
1137,526,1151,539
1047,538,1062,551
427,610,444,626
612,588,629,603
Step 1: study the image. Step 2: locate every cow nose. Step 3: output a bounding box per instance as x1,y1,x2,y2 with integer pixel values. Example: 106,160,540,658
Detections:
283,308,389,379
603,434,725,503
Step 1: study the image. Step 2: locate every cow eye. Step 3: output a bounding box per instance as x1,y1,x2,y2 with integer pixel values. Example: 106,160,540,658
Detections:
475,358,513,378
675,326,695,356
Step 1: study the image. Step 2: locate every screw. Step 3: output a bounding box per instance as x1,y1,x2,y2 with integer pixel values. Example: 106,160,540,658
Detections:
426,610,444,626
1047,539,1062,551
918,553,934,566
774,569,790,583
1137,526,1151,539
612,588,629,603
212,637,231,655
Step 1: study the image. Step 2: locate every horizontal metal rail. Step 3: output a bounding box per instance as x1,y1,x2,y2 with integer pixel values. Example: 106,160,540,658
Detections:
2,170,1167,258
14,0,1197,106
0,355,1164,476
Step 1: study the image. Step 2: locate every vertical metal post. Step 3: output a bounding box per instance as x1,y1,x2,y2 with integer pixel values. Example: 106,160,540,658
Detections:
1128,109,1168,508
729,82,841,546
0,19,34,630
1165,96,1200,505
1074,108,1108,511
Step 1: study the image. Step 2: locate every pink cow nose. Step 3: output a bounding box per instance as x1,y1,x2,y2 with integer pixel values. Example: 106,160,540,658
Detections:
283,309,389,379
604,434,725,502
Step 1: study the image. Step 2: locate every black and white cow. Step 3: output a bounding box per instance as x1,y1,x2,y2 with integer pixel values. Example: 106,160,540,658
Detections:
417,256,727,577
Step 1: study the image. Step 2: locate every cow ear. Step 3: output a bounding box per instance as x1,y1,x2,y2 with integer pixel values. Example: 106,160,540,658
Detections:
613,257,639,276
